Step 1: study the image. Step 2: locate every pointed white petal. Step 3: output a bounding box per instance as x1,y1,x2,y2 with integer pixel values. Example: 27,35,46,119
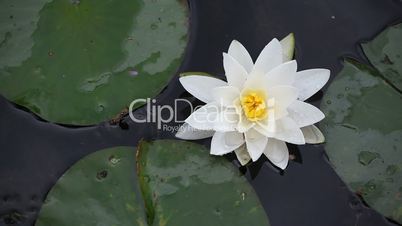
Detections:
228,40,254,73
253,38,283,75
293,69,330,101
288,101,325,127
180,75,227,103
264,138,289,169
274,117,305,145
223,53,248,89
213,107,239,132
280,33,295,62
301,125,325,144
234,145,251,166
210,131,245,155
175,123,214,140
266,60,297,88
268,85,299,109
185,103,220,130
212,86,240,107
243,71,268,93
245,129,268,161
254,122,274,138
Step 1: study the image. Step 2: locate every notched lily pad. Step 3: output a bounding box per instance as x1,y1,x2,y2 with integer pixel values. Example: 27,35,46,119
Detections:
0,0,188,125
320,23,402,224
37,141,270,225
136,139,270,226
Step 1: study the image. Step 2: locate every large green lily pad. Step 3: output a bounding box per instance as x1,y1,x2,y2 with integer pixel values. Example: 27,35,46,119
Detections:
36,141,270,225
35,146,148,226
0,0,188,125
320,24,402,224
137,140,270,226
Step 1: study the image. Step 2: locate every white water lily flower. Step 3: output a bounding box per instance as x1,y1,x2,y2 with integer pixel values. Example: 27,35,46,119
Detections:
176,34,330,169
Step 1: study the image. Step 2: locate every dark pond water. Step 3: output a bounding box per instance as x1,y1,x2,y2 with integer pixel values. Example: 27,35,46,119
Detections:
1,0,402,225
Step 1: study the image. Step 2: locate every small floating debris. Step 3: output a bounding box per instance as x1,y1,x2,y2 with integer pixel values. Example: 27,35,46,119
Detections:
358,151,381,166
109,107,129,125
128,68,139,77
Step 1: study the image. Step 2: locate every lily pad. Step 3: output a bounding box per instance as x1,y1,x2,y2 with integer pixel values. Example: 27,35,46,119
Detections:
35,146,148,226
320,24,402,224
137,140,270,226
0,0,188,125
36,141,270,225
362,24,402,90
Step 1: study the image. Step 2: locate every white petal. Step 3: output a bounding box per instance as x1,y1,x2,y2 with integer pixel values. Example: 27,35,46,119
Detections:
287,101,325,127
223,53,248,89
180,75,227,103
185,103,220,130
234,145,251,166
254,122,274,138
175,123,214,140
280,33,295,62
212,86,240,107
237,115,255,133
273,117,305,145
245,129,268,161
252,38,283,75
268,85,299,109
251,109,277,137
243,71,268,93
264,138,289,169
293,69,330,101
266,60,297,88
210,131,245,155
263,98,288,121
301,125,325,144
228,40,254,73
213,107,239,132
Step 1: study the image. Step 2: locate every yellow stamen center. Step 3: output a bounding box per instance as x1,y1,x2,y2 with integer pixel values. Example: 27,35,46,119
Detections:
241,91,267,121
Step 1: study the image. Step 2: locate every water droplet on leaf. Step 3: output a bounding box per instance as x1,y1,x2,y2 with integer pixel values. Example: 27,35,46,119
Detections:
108,155,121,165
241,192,246,200
386,165,399,176
96,170,108,180
96,104,105,113
150,23,158,30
